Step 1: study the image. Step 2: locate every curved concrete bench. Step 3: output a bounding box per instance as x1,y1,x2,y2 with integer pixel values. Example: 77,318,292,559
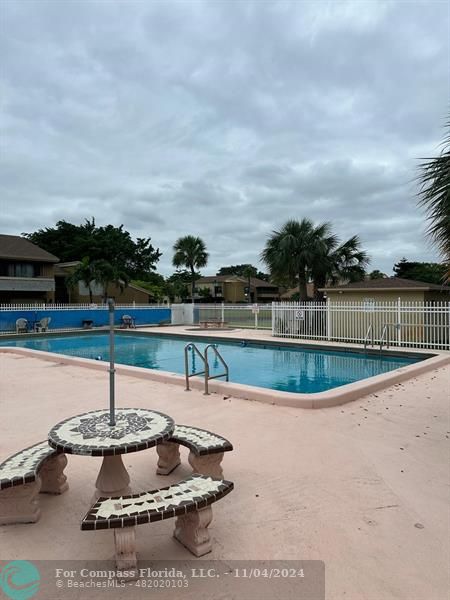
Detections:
81,474,234,569
0,441,68,525
156,425,233,478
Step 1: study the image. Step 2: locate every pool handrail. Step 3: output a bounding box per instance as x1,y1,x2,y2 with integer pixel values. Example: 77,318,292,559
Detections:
204,344,229,395
184,343,207,393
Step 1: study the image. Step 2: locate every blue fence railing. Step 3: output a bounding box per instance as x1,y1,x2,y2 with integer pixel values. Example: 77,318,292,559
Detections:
0,307,171,332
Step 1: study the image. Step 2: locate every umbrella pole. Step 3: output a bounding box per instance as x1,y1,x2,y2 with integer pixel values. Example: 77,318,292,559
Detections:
108,298,116,426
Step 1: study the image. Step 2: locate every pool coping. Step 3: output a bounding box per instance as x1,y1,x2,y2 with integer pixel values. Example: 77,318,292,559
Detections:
1,333,449,408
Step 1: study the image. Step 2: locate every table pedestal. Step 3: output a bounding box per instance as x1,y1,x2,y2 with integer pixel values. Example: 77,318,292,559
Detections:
95,455,131,499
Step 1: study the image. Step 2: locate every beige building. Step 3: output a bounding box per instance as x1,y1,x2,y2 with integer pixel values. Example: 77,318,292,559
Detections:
0,234,59,304
321,277,450,303
194,275,280,303
54,262,155,304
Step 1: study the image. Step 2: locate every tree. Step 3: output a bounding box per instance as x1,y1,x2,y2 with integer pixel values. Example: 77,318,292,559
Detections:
369,270,387,279
172,236,208,303
261,219,323,300
133,274,167,303
166,270,193,302
242,265,254,303
311,234,368,299
393,258,448,285
65,257,124,303
216,264,269,281
261,219,369,301
24,219,161,279
417,118,450,281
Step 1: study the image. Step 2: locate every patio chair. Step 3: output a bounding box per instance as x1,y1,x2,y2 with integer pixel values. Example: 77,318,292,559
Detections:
121,315,135,328
15,318,28,334
35,317,51,333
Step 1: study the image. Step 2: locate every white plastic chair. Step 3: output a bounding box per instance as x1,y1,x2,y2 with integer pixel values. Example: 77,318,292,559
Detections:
15,318,28,334
35,317,51,332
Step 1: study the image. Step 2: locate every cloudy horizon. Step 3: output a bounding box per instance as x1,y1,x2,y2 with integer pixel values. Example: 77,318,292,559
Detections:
1,0,449,277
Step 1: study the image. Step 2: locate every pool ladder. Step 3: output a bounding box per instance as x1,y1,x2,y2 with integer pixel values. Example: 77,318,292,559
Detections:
184,343,229,395
364,324,374,351
364,323,394,353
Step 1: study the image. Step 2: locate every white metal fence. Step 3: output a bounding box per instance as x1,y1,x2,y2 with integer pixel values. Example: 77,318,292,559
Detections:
195,304,273,329
0,303,168,310
272,301,450,350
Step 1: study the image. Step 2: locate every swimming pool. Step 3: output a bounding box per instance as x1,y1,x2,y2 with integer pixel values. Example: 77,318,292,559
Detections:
0,332,423,394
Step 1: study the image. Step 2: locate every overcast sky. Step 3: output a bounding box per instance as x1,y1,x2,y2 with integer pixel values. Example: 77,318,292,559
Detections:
1,0,449,276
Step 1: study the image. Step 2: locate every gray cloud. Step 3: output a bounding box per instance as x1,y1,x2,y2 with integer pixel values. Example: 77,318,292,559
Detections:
1,0,448,276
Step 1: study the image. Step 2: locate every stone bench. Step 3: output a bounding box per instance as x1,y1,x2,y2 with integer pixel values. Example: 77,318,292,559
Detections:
0,441,68,525
81,474,233,569
156,425,233,478
199,320,228,329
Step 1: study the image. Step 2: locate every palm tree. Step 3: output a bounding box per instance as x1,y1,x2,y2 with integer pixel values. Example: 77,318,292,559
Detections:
261,219,332,301
94,261,130,302
172,236,208,303
66,257,128,303
418,118,450,282
261,219,369,300
242,265,254,303
311,235,369,299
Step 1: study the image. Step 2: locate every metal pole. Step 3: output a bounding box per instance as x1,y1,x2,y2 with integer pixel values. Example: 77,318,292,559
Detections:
108,298,116,426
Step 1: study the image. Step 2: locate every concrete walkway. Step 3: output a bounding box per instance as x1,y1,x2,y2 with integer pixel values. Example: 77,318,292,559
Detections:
0,352,448,599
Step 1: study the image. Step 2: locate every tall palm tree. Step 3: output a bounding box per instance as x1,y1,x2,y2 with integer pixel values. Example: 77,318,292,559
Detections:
418,118,450,282
242,265,254,303
311,235,369,299
172,236,209,303
261,219,333,300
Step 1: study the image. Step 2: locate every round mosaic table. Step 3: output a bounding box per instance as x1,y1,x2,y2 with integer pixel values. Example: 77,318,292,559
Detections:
48,408,174,497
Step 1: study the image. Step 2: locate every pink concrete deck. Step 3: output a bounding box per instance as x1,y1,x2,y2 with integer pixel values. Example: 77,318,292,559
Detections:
0,352,449,599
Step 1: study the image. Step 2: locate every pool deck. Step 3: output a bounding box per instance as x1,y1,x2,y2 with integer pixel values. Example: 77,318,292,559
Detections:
0,350,449,599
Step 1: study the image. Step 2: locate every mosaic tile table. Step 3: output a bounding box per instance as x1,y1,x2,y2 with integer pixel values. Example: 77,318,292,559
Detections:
48,408,174,497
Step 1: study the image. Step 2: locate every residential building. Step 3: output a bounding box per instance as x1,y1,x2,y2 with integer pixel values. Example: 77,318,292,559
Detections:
320,277,450,302
280,283,315,300
55,262,156,304
0,234,59,304
194,275,280,303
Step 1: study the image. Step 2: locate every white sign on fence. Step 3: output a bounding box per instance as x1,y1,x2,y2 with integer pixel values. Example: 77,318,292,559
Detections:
251,304,260,314
363,298,376,312
295,309,305,320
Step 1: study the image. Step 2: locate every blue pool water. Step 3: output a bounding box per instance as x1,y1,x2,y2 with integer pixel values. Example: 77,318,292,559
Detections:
0,333,421,394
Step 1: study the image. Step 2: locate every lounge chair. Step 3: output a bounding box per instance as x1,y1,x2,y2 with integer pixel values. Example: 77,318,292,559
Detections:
35,317,51,332
15,318,28,334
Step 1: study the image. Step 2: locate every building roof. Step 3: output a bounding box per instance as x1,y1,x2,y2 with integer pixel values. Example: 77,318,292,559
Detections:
0,234,59,263
320,277,450,292
197,275,278,288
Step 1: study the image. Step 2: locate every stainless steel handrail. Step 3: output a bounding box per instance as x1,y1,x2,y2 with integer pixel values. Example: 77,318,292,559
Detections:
204,344,229,395
364,324,374,351
184,343,207,392
184,343,230,395
379,324,391,352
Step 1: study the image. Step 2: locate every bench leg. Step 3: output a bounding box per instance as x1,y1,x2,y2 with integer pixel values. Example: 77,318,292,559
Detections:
173,506,213,557
0,478,42,525
156,442,181,475
114,527,137,571
188,451,224,478
40,453,69,494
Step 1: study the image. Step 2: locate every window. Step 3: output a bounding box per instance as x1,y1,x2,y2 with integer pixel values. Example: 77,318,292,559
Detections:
6,262,37,277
